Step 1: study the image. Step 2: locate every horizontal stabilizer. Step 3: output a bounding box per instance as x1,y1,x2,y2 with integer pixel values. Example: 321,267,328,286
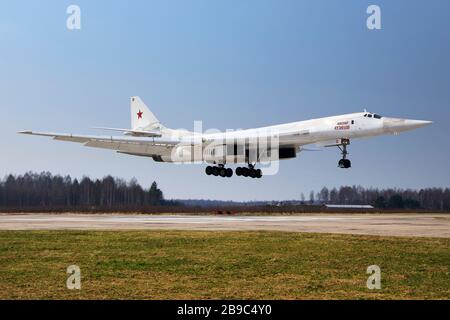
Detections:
92,126,162,137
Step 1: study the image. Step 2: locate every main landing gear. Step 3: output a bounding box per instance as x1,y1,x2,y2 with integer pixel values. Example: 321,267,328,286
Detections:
205,164,263,179
337,139,351,169
235,164,262,179
205,165,233,178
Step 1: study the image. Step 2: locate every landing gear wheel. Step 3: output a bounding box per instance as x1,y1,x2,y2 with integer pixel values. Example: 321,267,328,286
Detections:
205,166,212,175
226,168,233,178
212,166,219,176
219,167,227,177
338,159,351,168
344,159,351,168
235,166,262,178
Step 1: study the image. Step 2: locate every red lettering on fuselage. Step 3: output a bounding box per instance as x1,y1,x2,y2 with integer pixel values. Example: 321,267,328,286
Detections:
335,121,350,130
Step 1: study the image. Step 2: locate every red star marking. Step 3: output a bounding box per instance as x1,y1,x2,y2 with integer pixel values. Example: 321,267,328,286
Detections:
137,110,143,119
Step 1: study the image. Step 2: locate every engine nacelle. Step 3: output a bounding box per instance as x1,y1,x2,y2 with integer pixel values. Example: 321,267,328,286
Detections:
152,155,171,162
152,145,204,163
152,145,298,163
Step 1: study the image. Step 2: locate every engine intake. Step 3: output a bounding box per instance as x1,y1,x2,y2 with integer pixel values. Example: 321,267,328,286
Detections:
278,147,297,159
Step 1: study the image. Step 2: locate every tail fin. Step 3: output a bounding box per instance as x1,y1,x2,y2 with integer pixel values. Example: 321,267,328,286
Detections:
130,96,161,130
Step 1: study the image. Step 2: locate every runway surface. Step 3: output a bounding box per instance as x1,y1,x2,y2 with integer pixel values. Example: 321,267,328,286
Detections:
0,213,449,238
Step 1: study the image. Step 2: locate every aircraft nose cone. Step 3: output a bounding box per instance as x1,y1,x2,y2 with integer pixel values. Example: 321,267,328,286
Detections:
383,118,432,133
404,119,433,129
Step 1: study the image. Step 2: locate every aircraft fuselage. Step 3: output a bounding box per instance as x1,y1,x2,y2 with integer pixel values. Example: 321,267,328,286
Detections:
19,96,432,178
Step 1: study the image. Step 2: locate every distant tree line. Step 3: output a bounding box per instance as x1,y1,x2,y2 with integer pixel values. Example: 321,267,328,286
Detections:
0,172,166,210
306,186,450,211
1,172,449,212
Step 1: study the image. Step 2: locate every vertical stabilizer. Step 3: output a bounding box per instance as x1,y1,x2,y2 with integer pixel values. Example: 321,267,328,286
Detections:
130,96,160,130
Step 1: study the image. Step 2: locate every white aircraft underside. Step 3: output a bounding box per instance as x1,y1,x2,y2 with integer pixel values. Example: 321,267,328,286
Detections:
20,96,432,178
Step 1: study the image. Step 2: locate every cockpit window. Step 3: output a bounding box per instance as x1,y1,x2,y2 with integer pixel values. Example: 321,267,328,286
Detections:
364,112,382,119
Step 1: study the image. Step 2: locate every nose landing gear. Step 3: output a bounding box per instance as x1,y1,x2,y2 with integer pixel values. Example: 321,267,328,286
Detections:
337,139,351,169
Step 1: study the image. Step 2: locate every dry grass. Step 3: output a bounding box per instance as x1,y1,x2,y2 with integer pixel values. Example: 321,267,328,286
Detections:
0,230,448,299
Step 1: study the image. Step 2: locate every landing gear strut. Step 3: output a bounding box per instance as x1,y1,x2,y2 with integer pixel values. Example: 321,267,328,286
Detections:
205,165,233,178
235,164,262,179
337,139,351,169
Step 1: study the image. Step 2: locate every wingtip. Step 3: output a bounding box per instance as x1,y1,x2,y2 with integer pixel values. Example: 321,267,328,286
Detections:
18,130,33,135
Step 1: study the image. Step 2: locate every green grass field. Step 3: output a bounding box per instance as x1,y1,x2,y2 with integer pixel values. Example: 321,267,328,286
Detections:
0,230,448,299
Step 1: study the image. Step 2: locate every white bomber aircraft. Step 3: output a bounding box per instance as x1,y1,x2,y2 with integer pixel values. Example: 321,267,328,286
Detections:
19,96,432,179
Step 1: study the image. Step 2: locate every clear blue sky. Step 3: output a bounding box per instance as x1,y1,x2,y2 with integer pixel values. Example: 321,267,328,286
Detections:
1,0,449,201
